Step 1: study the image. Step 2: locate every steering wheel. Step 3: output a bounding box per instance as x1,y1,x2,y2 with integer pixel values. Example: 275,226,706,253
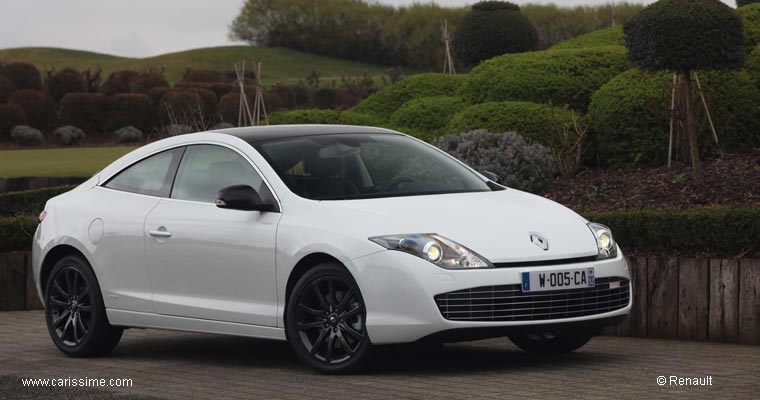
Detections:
380,177,414,192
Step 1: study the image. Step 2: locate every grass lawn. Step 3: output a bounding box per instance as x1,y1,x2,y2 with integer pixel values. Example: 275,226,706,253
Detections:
0,146,137,178
0,46,393,85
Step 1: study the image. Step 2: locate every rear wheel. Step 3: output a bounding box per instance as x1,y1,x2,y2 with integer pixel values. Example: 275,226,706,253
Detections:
285,263,371,374
44,255,123,357
509,331,594,354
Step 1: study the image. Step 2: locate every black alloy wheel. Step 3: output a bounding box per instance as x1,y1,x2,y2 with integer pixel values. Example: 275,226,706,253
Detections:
286,264,371,374
44,255,123,357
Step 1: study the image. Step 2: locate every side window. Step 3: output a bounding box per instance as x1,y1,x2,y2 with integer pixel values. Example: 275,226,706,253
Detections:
104,147,184,197
171,145,265,204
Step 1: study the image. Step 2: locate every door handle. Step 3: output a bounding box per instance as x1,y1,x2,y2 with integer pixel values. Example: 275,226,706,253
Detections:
149,228,172,238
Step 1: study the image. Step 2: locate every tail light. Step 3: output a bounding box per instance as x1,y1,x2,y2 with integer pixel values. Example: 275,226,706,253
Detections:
38,210,47,223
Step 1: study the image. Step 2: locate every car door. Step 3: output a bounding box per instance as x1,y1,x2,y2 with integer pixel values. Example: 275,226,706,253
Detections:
144,144,281,326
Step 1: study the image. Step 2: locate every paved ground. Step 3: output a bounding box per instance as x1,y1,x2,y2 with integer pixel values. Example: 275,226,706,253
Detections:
1,311,758,400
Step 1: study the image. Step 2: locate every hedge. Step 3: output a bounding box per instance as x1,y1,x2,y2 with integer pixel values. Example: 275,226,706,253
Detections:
389,96,465,140
585,207,760,257
8,89,57,130
47,68,87,103
0,73,17,103
459,46,630,111
738,3,760,54
749,44,760,82
0,103,26,141
268,109,381,127
445,101,573,145
0,62,42,90
0,216,37,252
549,26,624,50
590,68,760,166
0,185,75,217
352,73,466,120
107,94,153,132
59,93,109,133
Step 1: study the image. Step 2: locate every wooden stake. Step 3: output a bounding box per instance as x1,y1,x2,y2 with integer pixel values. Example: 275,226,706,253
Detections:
668,73,677,168
693,72,724,158
441,19,456,75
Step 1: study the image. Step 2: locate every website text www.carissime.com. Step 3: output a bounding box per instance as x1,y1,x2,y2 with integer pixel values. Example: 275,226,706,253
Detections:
20,376,133,388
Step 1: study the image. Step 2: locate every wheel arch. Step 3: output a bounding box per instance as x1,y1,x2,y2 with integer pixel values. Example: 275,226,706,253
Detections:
285,252,347,313
40,244,90,297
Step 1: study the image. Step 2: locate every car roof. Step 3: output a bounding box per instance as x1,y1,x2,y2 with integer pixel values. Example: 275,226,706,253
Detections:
212,124,402,143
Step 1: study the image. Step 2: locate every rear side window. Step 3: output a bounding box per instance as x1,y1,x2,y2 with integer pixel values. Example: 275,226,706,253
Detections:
104,147,185,197
171,144,265,204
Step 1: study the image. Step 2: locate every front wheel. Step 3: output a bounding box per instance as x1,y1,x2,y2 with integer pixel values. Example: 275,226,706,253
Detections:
285,263,372,374
509,331,594,354
44,255,123,357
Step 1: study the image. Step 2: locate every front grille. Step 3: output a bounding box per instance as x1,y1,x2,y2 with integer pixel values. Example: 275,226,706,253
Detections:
434,276,630,322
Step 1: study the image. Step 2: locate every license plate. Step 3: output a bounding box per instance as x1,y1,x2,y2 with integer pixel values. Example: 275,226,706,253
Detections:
521,267,595,292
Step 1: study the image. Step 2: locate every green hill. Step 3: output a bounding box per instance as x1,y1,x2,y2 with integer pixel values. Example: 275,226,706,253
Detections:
0,46,392,85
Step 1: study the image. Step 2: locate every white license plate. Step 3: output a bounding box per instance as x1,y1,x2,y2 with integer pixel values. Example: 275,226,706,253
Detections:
521,267,595,292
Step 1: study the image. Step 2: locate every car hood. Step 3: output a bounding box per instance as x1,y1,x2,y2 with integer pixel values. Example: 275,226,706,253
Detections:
322,189,599,263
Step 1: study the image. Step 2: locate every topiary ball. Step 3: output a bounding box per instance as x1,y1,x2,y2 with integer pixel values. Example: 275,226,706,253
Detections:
624,0,745,72
0,73,17,103
47,68,87,102
130,72,169,94
8,89,57,129
10,125,44,146
1,62,42,90
389,96,466,141
53,125,86,145
113,126,143,143
0,103,26,141
452,1,539,65
59,93,108,133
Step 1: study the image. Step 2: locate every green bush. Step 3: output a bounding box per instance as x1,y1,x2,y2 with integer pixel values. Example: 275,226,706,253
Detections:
550,26,624,50
452,1,539,65
0,103,26,141
738,3,760,53
0,215,38,252
748,44,760,80
460,46,630,111
0,185,75,217
0,62,42,90
0,73,17,103
389,96,465,140
47,68,87,102
268,109,381,127
8,89,57,129
352,73,466,120
446,101,573,145
737,1,760,9
585,207,760,257
624,0,745,72
59,93,108,133
590,68,760,166
107,94,153,132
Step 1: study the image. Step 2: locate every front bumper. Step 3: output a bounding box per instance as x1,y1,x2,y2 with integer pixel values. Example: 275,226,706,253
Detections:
347,248,631,344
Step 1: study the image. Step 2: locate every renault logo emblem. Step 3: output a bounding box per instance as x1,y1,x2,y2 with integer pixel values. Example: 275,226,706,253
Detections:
530,232,549,251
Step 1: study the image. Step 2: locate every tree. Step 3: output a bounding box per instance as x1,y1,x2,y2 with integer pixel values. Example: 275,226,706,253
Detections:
737,1,760,7
624,0,745,184
452,1,539,66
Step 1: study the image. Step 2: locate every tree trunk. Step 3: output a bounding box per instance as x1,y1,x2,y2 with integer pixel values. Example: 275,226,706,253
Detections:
682,71,703,185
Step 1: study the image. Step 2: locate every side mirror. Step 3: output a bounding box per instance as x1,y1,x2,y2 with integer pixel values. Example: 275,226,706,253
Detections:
481,171,501,183
216,185,273,212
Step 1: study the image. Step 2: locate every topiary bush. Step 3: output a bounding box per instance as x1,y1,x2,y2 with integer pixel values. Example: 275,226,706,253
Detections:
99,70,139,96
737,1,760,9
53,125,86,145
550,26,624,50
452,1,539,65
59,93,108,133
738,3,760,53
0,103,26,141
113,126,143,143
8,89,57,129
1,62,42,90
47,68,87,102
312,87,343,109
269,109,341,125
218,92,249,124
352,73,466,120
107,93,153,132
446,101,574,145
10,125,44,146
460,46,630,111
433,130,556,193
748,44,760,81
182,69,219,82
0,73,17,103
130,72,169,94
159,89,218,124
389,96,465,140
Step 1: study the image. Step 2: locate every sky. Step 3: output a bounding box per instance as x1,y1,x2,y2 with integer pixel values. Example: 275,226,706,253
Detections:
0,0,738,58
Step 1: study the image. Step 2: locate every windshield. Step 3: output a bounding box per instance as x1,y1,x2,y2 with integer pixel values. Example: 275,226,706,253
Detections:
253,133,493,200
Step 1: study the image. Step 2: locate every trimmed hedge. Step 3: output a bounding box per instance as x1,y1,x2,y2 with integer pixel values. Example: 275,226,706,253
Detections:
0,103,26,141
0,73,17,103
107,94,153,132
590,68,760,166
268,109,381,127
0,185,75,217
130,72,169,94
585,207,760,257
59,93,109,133
748,44,760,81
1,62,42,90
445,101,573,145
389,96,465,140
352,73,466,120
460,46,630,111
550,26,624,50
47,68,87,102
738,3,760,53
8,89,57,129
0,216,37,252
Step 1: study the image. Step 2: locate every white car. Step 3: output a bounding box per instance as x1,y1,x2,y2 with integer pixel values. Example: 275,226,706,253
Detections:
33,125,631,373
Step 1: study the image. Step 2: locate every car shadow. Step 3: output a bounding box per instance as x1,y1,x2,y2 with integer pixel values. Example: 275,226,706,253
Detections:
108,331,621,375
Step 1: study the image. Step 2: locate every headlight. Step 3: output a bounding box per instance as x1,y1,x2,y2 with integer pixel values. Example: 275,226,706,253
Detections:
369,234,493,269
588,223,617,259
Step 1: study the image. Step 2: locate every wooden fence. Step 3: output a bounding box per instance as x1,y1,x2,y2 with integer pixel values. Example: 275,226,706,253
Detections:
1,251,758,344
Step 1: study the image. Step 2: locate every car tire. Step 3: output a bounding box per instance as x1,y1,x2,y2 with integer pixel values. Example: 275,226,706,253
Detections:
509,331,594,354
44,254,123,357
285,263,372,374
